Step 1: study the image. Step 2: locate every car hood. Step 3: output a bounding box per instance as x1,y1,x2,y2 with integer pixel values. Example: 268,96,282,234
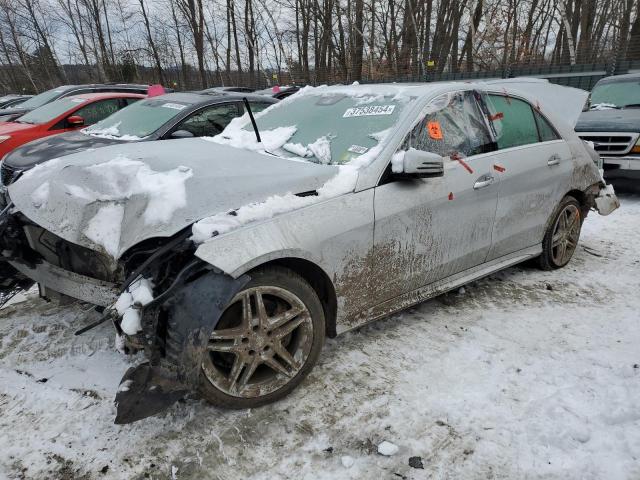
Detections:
0,121,39,135
3,131,124,169
0,108,30,123
575,109,640,132
8,138,339,259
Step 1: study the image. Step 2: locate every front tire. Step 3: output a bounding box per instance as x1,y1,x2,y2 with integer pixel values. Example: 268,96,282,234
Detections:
538,196,582,270
199,266,325,408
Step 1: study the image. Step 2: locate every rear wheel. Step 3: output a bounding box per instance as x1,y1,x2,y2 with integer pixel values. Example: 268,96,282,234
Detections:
199,266,325,408
538,196,582,270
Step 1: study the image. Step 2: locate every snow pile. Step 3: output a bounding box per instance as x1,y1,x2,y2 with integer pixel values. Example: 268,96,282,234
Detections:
590,103,618,111
340,455,355,468
64,155,192,256
282,136,333,163
30,181,50,208
65,155,192,225
377,441,399,456
84,204,125,257
19,157,61,182
83,122,144,141
205,117,297,152
391,151,405,173
307,136,332,164
282,142,312,158
113,276,154,335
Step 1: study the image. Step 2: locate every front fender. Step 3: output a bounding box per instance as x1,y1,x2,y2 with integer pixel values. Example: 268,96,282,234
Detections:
194,217,326,279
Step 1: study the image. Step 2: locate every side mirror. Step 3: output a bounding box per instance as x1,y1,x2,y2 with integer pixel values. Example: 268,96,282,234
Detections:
170,129,194,139
400,148,444,178
67,115,85,127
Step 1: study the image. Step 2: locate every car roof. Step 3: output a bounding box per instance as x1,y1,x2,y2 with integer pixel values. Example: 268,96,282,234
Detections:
596,73,640,84
67,92,147,101
54,83,153,91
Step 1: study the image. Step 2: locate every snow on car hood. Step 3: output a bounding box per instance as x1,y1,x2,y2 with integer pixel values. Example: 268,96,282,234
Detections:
8,138,339,259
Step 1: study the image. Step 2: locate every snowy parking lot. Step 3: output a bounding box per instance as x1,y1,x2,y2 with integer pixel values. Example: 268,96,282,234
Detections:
0,193,638,480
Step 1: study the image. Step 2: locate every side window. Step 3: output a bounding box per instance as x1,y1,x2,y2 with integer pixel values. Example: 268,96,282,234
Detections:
175,104,239,137
402,91,494,157
534,110,561,142
486,94,539,149
124,98,141,106
73,99,121,125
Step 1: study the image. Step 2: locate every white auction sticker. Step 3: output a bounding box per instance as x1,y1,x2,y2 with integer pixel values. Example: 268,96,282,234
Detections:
348,145,369,154
343,105,395,118
161,103,187,110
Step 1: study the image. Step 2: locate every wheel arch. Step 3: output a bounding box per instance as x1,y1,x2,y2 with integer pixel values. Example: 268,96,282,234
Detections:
246,256,338,339
564,188,590,218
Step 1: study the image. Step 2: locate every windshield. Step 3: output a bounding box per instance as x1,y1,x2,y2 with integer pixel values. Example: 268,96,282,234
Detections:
219,93,412,165
16,96,87,124
84,98,190,139
590,79,640,109
16,87,67,110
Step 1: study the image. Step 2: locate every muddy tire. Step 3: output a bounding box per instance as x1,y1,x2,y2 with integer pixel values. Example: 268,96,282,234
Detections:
538,196,583,270
199,266,325,409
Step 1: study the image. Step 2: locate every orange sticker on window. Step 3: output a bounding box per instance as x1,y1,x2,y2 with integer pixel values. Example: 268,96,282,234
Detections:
427,121,443,140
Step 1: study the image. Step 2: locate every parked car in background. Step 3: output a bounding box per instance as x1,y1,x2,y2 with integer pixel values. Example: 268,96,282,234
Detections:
576,73,640,181
255,85,302,100
198,87,256,94
0,82,618,423
0,93,144,177
0,95,32,110
0,83,157,123
0,92,277,186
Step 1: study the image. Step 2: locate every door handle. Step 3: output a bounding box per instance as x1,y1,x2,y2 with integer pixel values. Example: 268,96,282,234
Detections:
547,154,561,166
473,174,494,190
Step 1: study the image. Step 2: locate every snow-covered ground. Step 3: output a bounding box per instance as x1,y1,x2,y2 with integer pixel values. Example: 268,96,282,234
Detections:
1,194,639,480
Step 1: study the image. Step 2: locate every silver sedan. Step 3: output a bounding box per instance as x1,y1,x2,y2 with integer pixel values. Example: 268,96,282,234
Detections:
0,81,619,422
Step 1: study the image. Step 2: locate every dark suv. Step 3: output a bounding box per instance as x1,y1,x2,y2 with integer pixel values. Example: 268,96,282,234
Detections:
575,73,640,181
0,84,158,123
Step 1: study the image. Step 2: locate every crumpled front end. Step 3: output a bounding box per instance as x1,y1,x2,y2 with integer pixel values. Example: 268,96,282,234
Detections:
0,205,249,423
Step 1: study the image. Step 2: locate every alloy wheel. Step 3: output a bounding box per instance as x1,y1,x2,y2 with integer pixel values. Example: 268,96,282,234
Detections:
551,204,581,266
202,286,314,398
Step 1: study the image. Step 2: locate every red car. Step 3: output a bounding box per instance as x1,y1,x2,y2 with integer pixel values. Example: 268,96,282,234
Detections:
0,92,145,159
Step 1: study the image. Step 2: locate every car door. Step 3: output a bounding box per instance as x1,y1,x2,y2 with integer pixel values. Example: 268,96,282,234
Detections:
370,90,500,305
168,103,241,137
482,93,573,261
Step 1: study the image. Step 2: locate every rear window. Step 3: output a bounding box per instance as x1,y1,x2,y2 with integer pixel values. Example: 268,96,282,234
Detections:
84,98,191,139
16,96,88,125
15,88,66,110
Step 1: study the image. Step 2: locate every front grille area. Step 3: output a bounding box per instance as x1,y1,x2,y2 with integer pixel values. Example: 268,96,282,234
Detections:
22,224,122,283
578,132,639,155
0,162,21,186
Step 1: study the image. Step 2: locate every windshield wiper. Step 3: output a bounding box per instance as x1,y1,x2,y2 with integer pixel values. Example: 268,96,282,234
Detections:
622,103,640,109
243,97,261,143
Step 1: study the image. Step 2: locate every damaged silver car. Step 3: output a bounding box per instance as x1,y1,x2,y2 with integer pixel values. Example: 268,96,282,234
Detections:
0,81,619,423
